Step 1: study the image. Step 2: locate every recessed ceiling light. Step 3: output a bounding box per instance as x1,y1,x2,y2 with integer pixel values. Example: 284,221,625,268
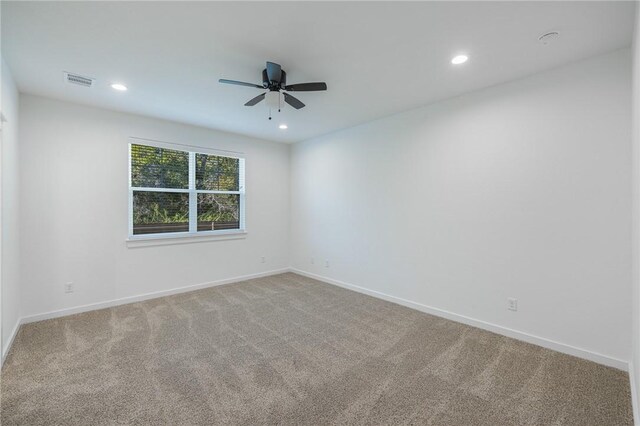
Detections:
451,55,468,65
111,83,128,91
279,124,288,130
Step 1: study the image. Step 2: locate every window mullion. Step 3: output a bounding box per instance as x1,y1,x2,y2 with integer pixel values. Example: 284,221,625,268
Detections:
130,187,190,193
189,152,197,233
192,190,241,195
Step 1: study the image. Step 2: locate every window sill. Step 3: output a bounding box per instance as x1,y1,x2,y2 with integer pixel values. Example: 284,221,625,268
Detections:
126,230,247,248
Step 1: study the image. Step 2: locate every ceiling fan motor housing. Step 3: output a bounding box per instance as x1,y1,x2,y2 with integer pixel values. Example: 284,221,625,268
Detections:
263,69,286,89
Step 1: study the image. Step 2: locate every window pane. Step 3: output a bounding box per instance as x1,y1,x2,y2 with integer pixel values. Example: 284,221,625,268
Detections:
131,144,189,189
195,153,239,191
133,191,189,235
197,193,240,231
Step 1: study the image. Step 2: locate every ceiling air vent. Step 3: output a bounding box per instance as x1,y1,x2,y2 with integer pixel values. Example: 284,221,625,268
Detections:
63,72,95,88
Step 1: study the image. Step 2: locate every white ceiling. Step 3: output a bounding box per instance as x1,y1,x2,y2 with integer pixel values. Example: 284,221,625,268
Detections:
2,1,634,143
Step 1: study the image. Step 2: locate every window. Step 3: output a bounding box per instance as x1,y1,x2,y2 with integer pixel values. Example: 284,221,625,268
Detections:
128,140,245,239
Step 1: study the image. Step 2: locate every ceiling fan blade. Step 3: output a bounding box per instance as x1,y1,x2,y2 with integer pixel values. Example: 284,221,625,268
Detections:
244,93,266,106
284,82,327,92
219,79,263,89
283,93,305,109
266,62,282,83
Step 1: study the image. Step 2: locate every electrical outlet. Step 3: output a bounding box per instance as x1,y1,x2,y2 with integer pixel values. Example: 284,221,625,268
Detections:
65,282,74,294
261,256,266,264
507,297,518,311
325,260,330,268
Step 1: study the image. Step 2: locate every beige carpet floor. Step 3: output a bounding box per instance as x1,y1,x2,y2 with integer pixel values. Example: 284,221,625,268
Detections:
1,273,632,425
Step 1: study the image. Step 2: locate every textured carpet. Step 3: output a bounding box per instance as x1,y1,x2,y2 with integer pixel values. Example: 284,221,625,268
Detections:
1,273,632,425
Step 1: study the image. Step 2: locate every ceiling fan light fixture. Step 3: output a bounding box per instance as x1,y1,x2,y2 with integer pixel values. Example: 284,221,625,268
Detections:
266,91,280,109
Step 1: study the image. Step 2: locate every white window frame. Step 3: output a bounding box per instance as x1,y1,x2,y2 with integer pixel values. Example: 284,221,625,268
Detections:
127,137,246,245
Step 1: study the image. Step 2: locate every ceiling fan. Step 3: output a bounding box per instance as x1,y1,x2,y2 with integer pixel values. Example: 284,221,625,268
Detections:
219,61,327,118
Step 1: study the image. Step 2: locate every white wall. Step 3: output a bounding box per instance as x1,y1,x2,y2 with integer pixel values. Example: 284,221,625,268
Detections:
291,49,632,366
630,3,640,420
18,95,290,318
1,57,21,359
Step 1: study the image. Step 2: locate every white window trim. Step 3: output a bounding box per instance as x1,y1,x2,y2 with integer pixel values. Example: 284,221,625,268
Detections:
126,230,247,248
127,138,246,246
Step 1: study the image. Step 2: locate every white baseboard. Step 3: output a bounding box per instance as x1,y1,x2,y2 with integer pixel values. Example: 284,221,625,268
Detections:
2,318,22,366
630,362,640,425
20,268,291,325
291,268,629,371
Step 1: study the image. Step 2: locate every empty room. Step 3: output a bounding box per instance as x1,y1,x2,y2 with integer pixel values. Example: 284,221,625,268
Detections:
2,1,640,424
